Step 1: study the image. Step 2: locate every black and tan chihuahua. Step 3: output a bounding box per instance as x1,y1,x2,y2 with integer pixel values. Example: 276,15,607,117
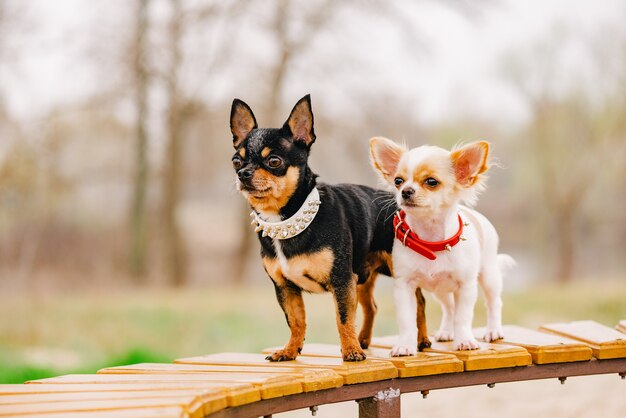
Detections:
230,95,429,361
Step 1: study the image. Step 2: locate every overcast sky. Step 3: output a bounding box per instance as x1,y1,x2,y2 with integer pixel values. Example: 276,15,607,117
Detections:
3,0,625,127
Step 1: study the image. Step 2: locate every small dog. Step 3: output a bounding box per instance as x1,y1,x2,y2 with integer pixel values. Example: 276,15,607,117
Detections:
369,137,514,354
230,95,431,361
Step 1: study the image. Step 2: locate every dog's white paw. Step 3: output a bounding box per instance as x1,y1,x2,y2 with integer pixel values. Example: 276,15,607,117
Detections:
390,344,417,357
435,330,454,342
483,328,504,342
455,338,480,351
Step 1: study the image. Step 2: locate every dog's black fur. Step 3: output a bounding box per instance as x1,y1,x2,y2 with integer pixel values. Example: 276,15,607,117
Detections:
230,95,428,361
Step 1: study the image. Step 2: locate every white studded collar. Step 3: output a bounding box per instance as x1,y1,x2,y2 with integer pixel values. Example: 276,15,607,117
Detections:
250,187,321,240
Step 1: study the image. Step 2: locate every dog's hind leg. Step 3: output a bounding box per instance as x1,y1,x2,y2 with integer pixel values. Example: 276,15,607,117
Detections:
357,273,378,349
416,288,432,350
334,274,366,361
266,282,306,362
479,264,504,342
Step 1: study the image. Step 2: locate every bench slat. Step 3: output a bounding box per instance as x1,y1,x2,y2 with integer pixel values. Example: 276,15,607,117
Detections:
31,373,300,401
0,396,204,418
370,336,532,371
473,325,593,364
261,343,463,377
0,389,220,404
0,382,256,408
0,406,187,418
26,376,262,406
175,353,398,385
98,363,343,393
540,320,626,359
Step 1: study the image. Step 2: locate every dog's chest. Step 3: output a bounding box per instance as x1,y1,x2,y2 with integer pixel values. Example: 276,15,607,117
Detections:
394,245,465,293
272,241,333,293
415,269,459,293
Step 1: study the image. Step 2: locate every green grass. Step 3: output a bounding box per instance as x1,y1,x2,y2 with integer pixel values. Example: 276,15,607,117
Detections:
1,280,624,383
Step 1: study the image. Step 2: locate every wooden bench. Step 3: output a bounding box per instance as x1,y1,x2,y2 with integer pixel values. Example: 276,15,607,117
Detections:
1,320,625,418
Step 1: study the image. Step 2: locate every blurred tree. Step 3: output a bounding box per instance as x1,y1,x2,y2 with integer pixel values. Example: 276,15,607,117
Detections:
504,33,626,283
129,0,151,281
161,0,189,287
160,0,246,286
0,0,14,120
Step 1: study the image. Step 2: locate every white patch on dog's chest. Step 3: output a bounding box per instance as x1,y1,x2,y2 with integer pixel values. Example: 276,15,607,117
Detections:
394,243,463,293
416,270,459,293
273,240,327,293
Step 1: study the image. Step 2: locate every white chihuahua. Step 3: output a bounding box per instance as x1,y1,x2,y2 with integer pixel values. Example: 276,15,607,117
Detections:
370,137,515,354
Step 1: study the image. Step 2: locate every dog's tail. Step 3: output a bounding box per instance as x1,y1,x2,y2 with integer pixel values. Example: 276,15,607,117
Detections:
497,254,516,277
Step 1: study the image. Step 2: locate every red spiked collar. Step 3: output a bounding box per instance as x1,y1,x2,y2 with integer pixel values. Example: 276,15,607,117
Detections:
393,210,465,260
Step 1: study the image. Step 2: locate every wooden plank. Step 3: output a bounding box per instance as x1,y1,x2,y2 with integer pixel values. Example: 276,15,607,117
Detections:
616,320,626,334
473,325,593,364
370,335,532,371
0,389,226,417
0,382,256,408
0,406,188,418
175,352,398,385
261,344,463,377
0,389,214,403
19,383,257,408
98,363,343,392
26,375,265,405
540,320,626,359
30,373,300,401
0,396,204,418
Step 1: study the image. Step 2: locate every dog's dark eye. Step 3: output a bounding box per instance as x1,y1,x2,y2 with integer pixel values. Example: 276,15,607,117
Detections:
267,156,283,169
232,157,243,170
424,177,439,188
394,177,404,187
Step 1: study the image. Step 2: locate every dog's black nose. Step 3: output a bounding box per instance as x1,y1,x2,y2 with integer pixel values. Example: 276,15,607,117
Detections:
237,168,253,181
401,187,415,200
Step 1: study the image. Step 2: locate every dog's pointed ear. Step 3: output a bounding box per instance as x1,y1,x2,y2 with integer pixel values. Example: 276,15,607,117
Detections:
369,137,406,182
284,94,315,148
451,141,490,186
230,99,257,148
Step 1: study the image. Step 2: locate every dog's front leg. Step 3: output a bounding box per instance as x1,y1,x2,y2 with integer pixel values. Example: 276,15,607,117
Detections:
333,274,366,361
453,283,480,350
266,282,306,362
391,277,418,356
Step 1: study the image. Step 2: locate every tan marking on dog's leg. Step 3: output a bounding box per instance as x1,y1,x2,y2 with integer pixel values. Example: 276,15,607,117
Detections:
416,287,432,350
266,284,306,362
357,272,378,349
357,251,393,348
262,256,285,287
334,274,366,361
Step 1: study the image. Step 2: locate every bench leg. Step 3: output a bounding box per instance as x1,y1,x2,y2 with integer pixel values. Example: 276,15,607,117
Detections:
357,388,401,418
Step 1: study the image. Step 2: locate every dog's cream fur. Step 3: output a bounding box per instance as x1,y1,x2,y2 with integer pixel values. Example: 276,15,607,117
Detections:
370,138,515,354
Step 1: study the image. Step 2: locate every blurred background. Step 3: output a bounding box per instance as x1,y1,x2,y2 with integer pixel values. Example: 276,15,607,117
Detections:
1,0,625,415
